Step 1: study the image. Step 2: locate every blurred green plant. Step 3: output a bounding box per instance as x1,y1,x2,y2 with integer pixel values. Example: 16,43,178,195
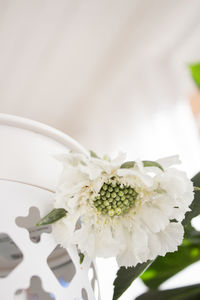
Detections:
135,284,200,300
189,63,200,89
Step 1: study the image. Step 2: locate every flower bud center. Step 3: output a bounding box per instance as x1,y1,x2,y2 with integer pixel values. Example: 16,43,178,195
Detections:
93,181,138,216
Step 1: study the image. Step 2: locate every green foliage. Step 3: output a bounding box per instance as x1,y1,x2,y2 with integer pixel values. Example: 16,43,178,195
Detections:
189,63,200,89
140,233,200,289
36,208,67,226
183,172,200,226
112,261,151,300
135,284,200,300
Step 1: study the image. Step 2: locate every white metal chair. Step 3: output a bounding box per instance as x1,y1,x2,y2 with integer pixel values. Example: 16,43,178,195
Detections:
0,114,100,300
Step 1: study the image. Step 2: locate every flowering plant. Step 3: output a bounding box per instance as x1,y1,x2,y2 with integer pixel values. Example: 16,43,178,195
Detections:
37,151,200,299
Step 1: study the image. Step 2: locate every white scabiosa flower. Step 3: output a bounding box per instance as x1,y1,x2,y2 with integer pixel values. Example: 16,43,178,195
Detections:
52,152,194,267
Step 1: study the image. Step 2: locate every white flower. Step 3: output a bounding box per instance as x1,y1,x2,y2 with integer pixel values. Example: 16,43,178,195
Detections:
52,152,194,267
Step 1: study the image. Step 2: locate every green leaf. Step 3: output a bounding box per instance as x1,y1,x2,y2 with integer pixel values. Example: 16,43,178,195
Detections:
182,172,200,226
36,208,67,226
120,160,164,171
189,62,200,89
141,234,200,289
184,223,200,242
112,261,151,300
136,284,200,300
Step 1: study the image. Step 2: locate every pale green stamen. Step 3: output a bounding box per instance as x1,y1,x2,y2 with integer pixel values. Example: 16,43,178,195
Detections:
93,182,138,216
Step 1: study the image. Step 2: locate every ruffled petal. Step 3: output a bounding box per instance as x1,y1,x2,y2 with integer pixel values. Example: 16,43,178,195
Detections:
111,152,127,166
147,222,184,260
95,226,120,258
156,222,184,256
74,224,96,258
58,165,89,194
52,213,80,249
157,155,181,168
139,205,170,233
116,222,149,267
117,168,154,187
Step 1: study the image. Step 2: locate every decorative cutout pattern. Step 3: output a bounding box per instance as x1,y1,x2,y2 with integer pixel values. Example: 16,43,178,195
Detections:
82,288,89,300
0,233,23,278
89,264,99,299
14,276,53,300
47,245,76,288
0,181,99,300
15,207,52,243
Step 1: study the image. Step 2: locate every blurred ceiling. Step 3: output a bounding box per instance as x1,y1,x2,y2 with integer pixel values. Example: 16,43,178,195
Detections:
0,0,200,174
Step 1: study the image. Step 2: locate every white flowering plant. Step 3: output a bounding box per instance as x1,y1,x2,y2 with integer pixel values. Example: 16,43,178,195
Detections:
37,150,200,300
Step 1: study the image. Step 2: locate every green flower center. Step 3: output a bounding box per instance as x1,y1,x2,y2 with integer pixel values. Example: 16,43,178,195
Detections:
93,181,138,216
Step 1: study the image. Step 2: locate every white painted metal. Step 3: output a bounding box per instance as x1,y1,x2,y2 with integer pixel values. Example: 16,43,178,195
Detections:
0,114,99,300
0,113,87,192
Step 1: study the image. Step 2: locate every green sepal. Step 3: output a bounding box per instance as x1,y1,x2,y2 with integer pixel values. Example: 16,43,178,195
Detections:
89,150,99,158
112,261,151,300
189,62,200,89
36,208,67,226
140,234,200,289
120,161,135,168
143,161,164,171
79,253,85,264
120,160,164,171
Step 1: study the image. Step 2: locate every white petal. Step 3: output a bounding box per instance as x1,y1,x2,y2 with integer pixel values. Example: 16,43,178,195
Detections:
117,169,153,187
116,223,149,267
147,231,162,259
156,222,184,256
147,222,184,260
57,152,89,166
58,165,89,193
111,152,127,165
89,159,114,175
171,205,189,222
74,224,96,258
95,227,120,258
139,205,170,233
159,169,191,197
79,163,102,180
52,213,79,249
153,195,174,218
116,227,137,267
157,155,181,168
